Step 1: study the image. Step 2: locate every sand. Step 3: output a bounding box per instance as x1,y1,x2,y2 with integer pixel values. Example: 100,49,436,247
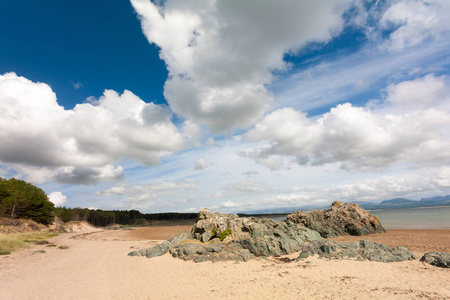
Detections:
0,227,449,300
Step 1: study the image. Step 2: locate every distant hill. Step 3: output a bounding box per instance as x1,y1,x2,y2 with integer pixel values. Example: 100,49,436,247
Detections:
379,198,417,206
360,195,450,210
420,195,450,203
240,195,450,215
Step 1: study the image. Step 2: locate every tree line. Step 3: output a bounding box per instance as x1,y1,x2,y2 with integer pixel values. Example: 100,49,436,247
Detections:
54,207,197,227
0,177,197,226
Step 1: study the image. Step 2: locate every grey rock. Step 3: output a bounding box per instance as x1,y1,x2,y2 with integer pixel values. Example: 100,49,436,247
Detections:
286,201,386,238
168,209,323,262
420,252,450,268
131,207,412,265
128,230,191,258
298,239,416,262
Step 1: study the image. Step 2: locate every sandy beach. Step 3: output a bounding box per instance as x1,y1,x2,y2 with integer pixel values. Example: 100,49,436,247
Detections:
0,226,449,300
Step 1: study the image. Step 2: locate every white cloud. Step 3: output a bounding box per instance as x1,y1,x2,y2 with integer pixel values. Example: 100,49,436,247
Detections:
48,191,68,207
182,119,204,146
131,0,352,132
380,0,450,52
245,74,450,171
95,186,126,196
0,73,183,184
385,74,449,109
194,157,208,170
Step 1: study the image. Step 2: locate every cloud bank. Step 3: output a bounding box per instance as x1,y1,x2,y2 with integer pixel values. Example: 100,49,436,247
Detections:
0,72,183,184
245,74,450,171
131,0,351,132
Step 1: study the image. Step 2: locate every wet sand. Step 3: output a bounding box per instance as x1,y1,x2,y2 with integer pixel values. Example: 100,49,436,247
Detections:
0,227,449,299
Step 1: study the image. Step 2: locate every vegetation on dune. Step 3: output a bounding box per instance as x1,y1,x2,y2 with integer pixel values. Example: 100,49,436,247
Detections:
0,178,54,225
0,232,58,255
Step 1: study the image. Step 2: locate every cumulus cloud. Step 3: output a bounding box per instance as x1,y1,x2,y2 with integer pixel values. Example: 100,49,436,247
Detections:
131,0,351,132
379,0,450,51
245,74,450,171
385,74,449,109
0,72,183,184
182,119,204,146
194,158,208,170
48,191,68,207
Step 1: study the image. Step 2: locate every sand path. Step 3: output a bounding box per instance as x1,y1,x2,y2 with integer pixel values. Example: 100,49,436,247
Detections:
0,227,449,299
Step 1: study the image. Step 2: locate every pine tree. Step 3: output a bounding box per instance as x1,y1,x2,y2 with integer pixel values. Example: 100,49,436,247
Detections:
0,178,55,225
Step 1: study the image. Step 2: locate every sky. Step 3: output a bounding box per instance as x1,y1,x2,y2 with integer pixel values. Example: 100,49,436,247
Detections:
0,0,449,213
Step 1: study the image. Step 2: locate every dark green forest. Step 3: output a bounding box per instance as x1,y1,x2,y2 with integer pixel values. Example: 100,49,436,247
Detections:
0,178,55,225
54,207,197,227
0,177,197,226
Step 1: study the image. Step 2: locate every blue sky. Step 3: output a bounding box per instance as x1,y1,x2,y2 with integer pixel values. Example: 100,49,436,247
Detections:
1,0,449,213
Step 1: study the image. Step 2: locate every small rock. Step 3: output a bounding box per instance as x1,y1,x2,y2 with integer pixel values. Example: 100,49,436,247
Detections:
420,252,450,268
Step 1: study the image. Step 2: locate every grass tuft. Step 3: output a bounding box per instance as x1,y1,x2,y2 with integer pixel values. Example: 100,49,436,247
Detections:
0,232,58,255
219,228,232,241
58,246,69,250
33,240,50,245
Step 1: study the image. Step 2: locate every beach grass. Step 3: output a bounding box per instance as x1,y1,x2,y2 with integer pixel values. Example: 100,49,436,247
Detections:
0,232,58,255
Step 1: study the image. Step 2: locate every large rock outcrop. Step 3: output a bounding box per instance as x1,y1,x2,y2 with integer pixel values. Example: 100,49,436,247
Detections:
171,209,324,262
286,201,386,238
128,206,415,264
129,208,324,262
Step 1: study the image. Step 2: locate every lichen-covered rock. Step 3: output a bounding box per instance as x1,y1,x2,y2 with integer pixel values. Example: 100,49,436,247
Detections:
130,207,410,265
190,208,240,242
128,230,190,258
298,239,416,262
168,210,324,262
420,252,450,268
286,201,386,238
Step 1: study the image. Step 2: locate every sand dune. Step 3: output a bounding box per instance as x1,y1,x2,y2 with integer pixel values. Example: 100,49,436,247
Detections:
0,227,449,299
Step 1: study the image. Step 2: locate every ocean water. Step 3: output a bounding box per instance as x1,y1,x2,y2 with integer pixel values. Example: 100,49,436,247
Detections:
268,206,450,229
370,206,450,229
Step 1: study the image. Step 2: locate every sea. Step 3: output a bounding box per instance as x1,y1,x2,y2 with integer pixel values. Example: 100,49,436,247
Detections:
269,206,450,229
369,206,450,229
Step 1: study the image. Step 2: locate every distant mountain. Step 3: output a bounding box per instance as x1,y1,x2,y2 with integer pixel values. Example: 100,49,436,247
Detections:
360,195,450,210
239,195,450,215
379,198,417,205
420,195,450,203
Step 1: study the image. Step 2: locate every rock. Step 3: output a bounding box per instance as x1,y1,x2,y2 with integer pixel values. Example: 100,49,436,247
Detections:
128,230,190,258
167,209,324,262
420,252,450,268
286,201,386,238
131,207,411,265
298,239,416,262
